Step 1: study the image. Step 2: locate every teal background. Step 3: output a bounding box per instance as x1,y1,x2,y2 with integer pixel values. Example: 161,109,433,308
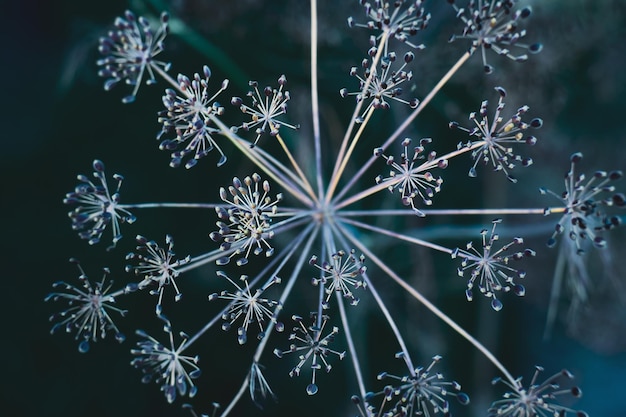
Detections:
3,0,626,416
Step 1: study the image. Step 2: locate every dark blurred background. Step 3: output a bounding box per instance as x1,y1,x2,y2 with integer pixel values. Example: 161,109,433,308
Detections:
3,0,626,416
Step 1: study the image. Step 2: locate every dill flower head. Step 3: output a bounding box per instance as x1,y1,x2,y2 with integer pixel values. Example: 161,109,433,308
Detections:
64,159,136,250
310,249,367,309
131,315,201,404
125,234,191,314
375,354,470,416
273,313,346,396
210,174,283,266
450,86,541,182
489,366,587,417
452,218,535,311
50,2,611,416
158,66,230,168
231,75,300,147
448,0,543,73
348,0,431,49
208,271,283,345
97,10,170,103
46,258,128,353
341,50,420,122
541,152,625,253
375,138,446,216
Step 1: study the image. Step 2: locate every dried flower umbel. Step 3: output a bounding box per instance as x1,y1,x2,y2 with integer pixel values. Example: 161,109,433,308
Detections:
448,0,543,73
64,159,136,249
47,2,616,416
97,10,170,103
46,258,128,353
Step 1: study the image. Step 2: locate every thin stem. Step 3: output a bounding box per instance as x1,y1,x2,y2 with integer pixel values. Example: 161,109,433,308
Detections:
210,114,315,207
543,240,566,340
249,140,318,203
153,64,315,207
219,224,319,417
326,106,375,204
341,220,518,387
275,132,318,202
333,51,472,204
334,140,482,210
327,31,390,200
118,202,224,210
340,217,453,255
333,222,415,377
153,63,182,90
339,208,553,217
336,288,367,399
310,0,324,199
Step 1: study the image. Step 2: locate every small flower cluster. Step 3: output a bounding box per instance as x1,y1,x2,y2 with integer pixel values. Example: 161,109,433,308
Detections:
309,249,367,309
450,86,541,182
452,218,535,311
542,152,624,253
131,315,201,404
157,66,230,168
210,174,283,266
448,0,543,73
489,366,588,417
97,10,170,103
231,75,300,147
375,138,446,216
64,160,136,249
46,258,130,353
125,234,191,314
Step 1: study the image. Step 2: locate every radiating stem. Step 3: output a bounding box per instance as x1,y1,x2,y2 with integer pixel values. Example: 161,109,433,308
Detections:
333,222,416,378
119,202,224,210
340,217,453,255
210,114,315,207
275,132,318,202
341,221,518,387
335,288,367,398
326,31,390,202
339,208,555,217
543,240,566,340
333,51,472,204
310,0,324,199
326,106,375,204
152,64,315,207
334,140,482,209
219,224,319,417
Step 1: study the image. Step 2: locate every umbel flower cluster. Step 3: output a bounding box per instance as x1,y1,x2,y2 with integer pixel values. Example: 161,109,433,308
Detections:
47,1,624,416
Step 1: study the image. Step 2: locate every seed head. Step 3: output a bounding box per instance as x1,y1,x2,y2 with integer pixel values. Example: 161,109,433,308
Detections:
273,313,345,395
210,174,283,266
97,10,170,103
309,249,367,309
64,160,136,250
158,66,230,168
374,354,470,416
131,315,201,404
451,86,541,182
489,366,587,417
452,218,535,311
375,138,446,216
46,258,128,353
348,0,430,49
231,75,300,147
208,271,283,345
541,152,624,253
448,0,542,73
125,234,191,315
341,50,419,122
